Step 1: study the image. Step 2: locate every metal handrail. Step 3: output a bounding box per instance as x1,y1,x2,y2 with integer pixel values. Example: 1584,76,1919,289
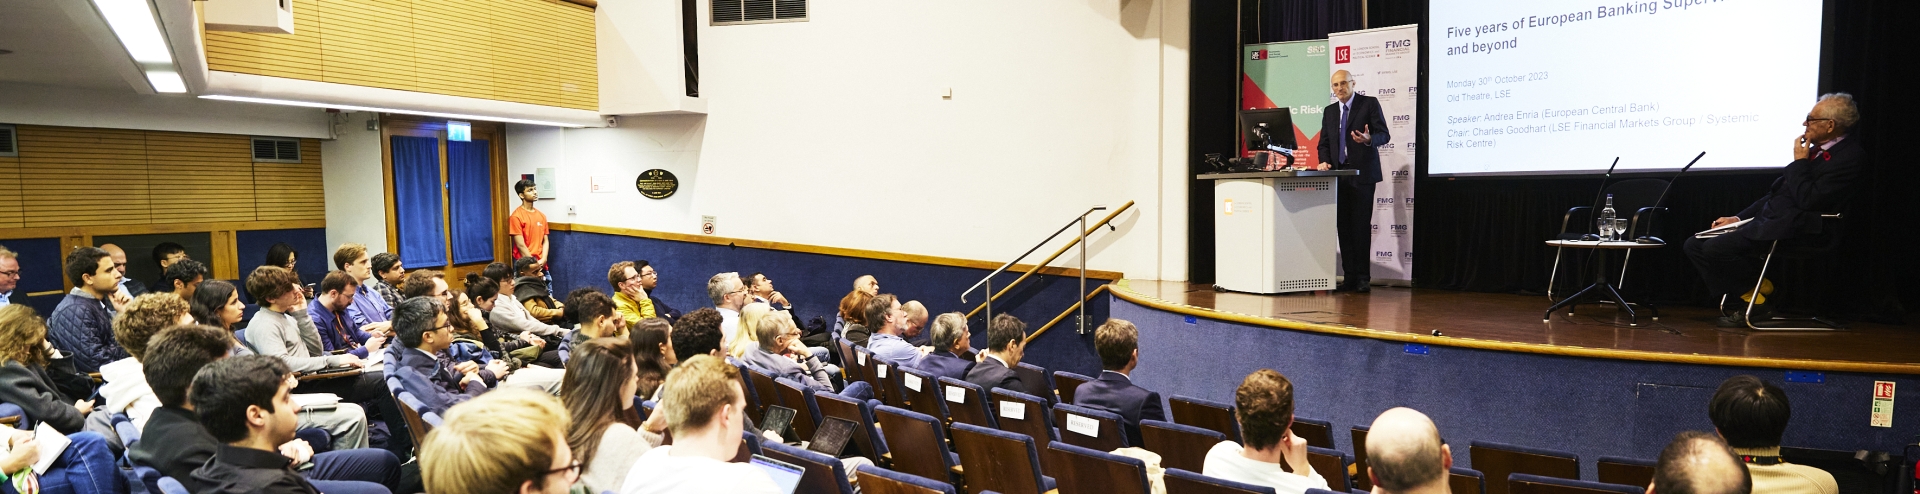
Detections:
960,201,1133,334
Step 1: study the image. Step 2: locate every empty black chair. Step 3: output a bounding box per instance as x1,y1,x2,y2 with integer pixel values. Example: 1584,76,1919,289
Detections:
1169,395,1239,442
1140,419,1224,473
1469,441,1580,494
951,422,1056,494
874,405,961,484
1165,468,1278,494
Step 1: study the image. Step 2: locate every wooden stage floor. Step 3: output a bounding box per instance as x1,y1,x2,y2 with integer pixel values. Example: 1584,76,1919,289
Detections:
1114,280,1920,374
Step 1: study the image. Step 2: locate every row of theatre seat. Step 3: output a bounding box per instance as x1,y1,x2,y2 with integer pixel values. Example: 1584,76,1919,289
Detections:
618,337,1665,494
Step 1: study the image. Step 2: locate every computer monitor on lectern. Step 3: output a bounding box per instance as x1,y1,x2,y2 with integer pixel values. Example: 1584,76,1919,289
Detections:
1240,108,1297,153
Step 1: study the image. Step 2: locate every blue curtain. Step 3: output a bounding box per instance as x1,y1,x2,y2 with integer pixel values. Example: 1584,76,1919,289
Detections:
447,140,494,264
391,135,448,267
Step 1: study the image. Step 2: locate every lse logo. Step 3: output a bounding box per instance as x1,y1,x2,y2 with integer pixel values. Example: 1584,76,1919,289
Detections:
1386,39,1412,49
1250,50,1268,60
1334,46,1351,64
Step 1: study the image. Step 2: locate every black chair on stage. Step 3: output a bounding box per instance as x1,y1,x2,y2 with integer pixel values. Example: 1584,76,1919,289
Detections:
1723,212,1848,330
1547,178,1670,303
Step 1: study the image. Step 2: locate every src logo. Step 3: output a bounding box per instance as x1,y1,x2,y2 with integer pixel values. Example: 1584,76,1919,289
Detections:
1334,46,1352,64
1306,45,1327,54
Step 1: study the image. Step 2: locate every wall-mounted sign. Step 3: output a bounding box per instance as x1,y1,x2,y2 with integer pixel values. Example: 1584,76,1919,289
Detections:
447,120,471,142
636,169,679,199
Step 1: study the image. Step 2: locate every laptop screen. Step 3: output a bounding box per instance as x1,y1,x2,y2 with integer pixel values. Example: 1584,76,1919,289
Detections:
749,454,804,494
807,416,857,457
759,405,796,438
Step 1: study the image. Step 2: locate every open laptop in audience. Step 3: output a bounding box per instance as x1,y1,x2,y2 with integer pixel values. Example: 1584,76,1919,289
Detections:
805,417,857,458
760,405,797,441
749,454,805,494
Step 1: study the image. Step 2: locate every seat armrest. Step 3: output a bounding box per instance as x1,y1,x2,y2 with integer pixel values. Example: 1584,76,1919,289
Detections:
1561,206,1592,235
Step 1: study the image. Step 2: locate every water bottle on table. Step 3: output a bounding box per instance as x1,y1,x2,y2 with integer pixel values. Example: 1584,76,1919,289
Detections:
1596,194,1617,241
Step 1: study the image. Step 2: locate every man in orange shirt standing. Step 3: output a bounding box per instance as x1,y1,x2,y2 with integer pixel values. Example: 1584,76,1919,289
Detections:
509,179,552,295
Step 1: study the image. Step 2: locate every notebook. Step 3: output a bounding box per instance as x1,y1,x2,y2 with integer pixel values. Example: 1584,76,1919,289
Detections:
806,416,857,457
749,454,805,494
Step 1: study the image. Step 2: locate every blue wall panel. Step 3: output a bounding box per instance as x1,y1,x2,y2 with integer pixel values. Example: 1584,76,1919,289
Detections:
547,230,1106,376
1115,297,1919,480
0,237,67,316
237,228,330,284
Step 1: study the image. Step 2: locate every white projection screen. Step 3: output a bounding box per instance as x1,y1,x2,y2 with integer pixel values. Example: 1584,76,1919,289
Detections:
1427,0,1823,176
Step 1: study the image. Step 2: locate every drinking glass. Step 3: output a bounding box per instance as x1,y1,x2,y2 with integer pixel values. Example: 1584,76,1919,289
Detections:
1612,219,1629,241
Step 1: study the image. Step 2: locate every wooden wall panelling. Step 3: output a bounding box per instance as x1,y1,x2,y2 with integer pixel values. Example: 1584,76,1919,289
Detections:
17,126,153,228
0,155,23,228
203,0,324,80
411,0,499,101
253,140,327,221
211,230,239,279
318,0,421,92
489,0,564,108
144,131,257,224
552,0,598,110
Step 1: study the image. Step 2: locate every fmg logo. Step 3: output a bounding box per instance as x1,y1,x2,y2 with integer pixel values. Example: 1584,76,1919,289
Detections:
1385,39,1412,49
1375,251,1396,258
1380,143,1396,150
1390,170,1410,177
1392,115,1413,124
1405,142,1419,153
1250,49,1268,60
1402,251,1414,261
1377,88,1398,98
1404,197,1416,207
1407,86,1419,96
1334,46,1352,64
1376,197,1396,205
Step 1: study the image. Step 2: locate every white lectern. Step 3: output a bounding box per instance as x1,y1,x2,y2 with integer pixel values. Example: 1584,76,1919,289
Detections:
1201,169,1358,294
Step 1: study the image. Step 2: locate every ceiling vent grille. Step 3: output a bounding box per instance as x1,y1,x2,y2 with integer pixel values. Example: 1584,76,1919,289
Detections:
251,137,301,163
0,125,14,157
713,0,807,25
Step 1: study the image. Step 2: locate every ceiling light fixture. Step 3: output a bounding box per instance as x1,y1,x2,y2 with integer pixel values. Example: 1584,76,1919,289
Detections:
197,94,593,128
90,0,184,92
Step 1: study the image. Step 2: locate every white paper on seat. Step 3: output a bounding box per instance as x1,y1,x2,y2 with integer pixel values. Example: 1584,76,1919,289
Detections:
903,373,922,392
1066,414,1099,437
999,401,1026,420
945,385,965,403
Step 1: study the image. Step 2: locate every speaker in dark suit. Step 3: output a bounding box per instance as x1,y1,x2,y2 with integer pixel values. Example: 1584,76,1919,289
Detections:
1073,371,1167,447
1685,94,1868,326
1316,70,1391,292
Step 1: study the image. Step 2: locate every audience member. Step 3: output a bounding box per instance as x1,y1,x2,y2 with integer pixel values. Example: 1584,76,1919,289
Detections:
855,275,879,296
98,243,148,298
634,261,680,323
836,288,875,346
563,338,662,492
387,297,491,416
741,312,874,399
901,300,929,343
964,314,1038,396
153,258,209,298
1652,431,1751,494
187,280,252,354
0,305,97,434
670,308,726,363
245,266,364,373
1708,375,1835,494
51,246,130,372
1072,318,1166,447
509,179,553,282
132,325,399,494
368,253,405,309
707,272,748,348
619,355,781,493
265,242,299,272
0,246,15,308
1204,369,1327,494
189,355,381,494
727,302,774,359
914,312,975,380
862,294,921,368
0,306,120,494
746,272,790,310
333,244,394,328
513,257,566,324
151,242,189,282
309,271,390,359
420,388,575,494
570,289,626,345
629,317,676,399
481,263,564,367
610,261,656,325
101,293,192,429
1364,408,1450,494
467,272,551,363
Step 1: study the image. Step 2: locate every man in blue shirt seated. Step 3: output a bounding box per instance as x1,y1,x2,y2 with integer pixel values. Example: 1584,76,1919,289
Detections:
309,271,390,359
1071,318,1166,447
737,312,872,400
861,294,922,369
332,244,392,329
912,312,975,381
385,297,506,417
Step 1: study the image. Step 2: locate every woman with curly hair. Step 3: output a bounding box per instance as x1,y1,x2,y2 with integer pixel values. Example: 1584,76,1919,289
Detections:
0,304,123,494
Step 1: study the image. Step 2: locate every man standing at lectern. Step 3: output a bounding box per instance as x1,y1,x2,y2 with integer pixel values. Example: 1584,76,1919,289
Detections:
1686,93,1866,327
1317,70,1390,292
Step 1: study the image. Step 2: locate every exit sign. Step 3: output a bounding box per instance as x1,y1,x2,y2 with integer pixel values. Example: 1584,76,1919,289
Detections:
447,121,471,142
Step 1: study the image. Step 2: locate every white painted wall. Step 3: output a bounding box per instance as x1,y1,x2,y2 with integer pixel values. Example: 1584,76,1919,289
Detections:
0,82,329,138
514,0,1191,280
321,111,391,253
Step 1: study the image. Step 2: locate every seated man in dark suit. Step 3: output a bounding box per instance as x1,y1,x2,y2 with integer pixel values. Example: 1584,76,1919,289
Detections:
386,297,489,417
963,314,1038,396
133,325,399,494
913,313,975,381
1072,318,1166,447
1685,93,1868,327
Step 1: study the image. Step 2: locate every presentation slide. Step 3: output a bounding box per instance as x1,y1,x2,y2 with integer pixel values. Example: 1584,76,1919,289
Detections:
1427,0,1823,176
